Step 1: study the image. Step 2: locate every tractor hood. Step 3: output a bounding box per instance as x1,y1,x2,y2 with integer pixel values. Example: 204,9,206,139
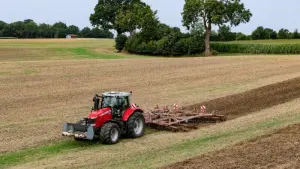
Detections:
88,107,112,119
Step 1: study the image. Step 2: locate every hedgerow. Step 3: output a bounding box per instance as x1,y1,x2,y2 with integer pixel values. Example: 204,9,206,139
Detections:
125,26,204,56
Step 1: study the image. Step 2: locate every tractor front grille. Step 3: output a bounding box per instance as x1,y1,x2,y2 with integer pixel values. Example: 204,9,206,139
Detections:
73,124,88,132
86,118,96,125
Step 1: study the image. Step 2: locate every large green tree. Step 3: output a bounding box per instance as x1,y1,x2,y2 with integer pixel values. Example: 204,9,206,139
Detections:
252,26,277,40
218,25,236,41
24,20,38,38
189,20,204,36
278,28,290,39
52,22,68,38
8,21,25,38
0,21,7,37
264,28,277,39
182,0,252,56
67,25,80,35
293,29,300,39
0,19,114,39
115,2,158,36
39,23,54,38
251,26,266,40
90,0,146,35
91,27,114,38
80,27,93,38
0,21,6,30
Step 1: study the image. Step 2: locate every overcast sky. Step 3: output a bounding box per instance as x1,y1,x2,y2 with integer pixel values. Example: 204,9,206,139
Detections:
1,0,299,34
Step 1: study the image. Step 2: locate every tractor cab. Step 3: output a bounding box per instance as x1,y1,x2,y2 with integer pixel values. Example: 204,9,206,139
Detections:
92,92,131,118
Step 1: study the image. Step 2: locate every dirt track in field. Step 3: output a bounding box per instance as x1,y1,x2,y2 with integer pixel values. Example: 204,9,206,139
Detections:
164,123,300,169
190,76,300,119
2,56,300,153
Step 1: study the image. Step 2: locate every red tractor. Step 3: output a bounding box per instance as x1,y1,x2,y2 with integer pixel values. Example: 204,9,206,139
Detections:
62,92,145,144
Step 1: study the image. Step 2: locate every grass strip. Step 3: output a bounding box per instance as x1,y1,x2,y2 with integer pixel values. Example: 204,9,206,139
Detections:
0,128,158,168
0,139,103,168
102,115,300,169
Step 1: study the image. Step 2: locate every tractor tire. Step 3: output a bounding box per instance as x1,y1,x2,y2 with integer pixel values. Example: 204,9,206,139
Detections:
127,111,145,138
100,123,120,144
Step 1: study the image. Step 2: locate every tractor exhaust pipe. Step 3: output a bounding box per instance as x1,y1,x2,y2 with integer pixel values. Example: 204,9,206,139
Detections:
93,95,100,110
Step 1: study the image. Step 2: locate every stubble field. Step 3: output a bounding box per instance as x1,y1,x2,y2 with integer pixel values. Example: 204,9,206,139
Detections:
165,123,300,169
1,39,300,169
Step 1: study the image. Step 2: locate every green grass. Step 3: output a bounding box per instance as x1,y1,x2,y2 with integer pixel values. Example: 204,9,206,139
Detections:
0,127,158,168
23,69,40,74
0,39,144,61
0,140,101,167
0,72,9,75
56,47,127,59
0,37,17,39
217,52,262,56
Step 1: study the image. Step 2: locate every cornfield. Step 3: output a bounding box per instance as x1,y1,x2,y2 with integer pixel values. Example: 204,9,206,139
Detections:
211,43,300,54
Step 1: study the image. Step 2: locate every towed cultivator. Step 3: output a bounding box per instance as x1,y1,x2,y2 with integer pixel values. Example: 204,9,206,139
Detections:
144,104,226,131
62,92,226,144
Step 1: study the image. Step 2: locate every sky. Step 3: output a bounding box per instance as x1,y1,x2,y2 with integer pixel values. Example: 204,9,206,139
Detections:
1,0,300,34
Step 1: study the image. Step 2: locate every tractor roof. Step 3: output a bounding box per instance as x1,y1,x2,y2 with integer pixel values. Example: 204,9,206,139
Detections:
102,92,131,97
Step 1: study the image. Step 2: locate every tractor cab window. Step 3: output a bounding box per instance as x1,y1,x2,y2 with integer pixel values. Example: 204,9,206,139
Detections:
101,96,117,108
101,96,129,109
119,96,129,109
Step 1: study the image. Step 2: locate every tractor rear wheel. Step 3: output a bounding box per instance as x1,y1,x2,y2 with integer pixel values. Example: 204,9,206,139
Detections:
100,123,120,144
127,112,145,138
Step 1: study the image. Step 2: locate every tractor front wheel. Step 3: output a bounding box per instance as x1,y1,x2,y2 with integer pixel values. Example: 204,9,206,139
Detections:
127,112,145,138
100,123,120,144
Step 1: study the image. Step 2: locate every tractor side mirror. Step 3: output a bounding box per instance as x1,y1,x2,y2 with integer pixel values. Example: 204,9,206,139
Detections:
115,96,121,108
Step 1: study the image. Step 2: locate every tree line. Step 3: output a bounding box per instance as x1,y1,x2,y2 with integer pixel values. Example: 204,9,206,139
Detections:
90,0,252,56
0,19,114,39
211,25,300,41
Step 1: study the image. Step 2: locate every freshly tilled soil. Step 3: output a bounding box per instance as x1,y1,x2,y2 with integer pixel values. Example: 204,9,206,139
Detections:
189,76,300,119
175,76,300,130
164,123,300,169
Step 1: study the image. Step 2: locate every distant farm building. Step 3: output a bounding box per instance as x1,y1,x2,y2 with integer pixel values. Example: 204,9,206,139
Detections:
66,34,78,39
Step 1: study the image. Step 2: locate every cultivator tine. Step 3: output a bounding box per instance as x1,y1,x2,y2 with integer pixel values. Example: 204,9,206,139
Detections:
145,104,226,132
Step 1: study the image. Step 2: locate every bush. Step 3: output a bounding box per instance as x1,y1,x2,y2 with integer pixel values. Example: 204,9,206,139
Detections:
115,34,128,52
124,23,205,56
212,50,219,56
126,33,204,56
211,43,300,54
236,34,247,41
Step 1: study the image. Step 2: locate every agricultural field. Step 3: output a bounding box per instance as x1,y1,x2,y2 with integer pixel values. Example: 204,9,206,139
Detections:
166,123,300,169
212,39,300,55
0,39,140,61
1,39,300,168
221,39,300,44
